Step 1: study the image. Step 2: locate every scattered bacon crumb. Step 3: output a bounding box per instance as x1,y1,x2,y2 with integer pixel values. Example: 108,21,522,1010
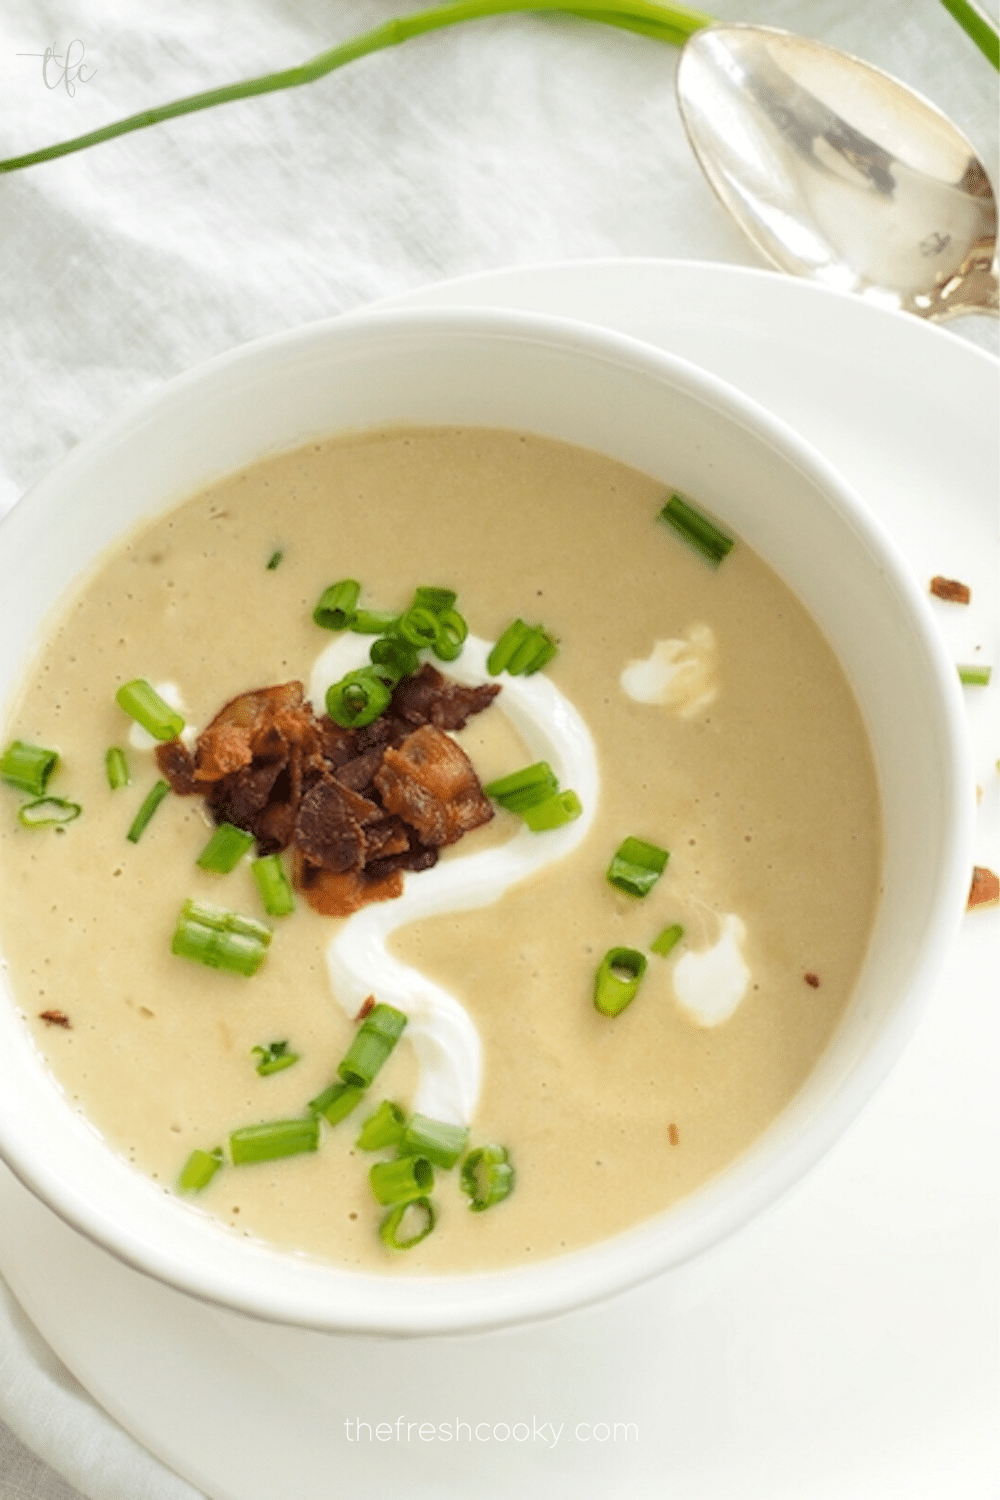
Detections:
967,866,1000,909
804,972,821,988
39,1009,70,1028
930,576,971,605
354,996,376,1022
667,1123,680,1146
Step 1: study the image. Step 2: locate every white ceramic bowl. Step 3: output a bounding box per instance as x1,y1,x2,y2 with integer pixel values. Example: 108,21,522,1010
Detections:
0,308,974,1335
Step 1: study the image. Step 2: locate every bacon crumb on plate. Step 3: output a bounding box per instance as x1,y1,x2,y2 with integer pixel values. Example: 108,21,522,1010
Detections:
929,576,971,604
967,866,1000,909
39,1009,71,1028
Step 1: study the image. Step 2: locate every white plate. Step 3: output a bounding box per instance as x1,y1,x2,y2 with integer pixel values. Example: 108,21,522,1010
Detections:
1,260,996,1500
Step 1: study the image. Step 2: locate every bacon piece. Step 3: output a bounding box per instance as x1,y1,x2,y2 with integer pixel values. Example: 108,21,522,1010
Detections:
155,738,199,795
294,776,383,874
391,663,501,731
930,576,971,605
968,866,999,908
194,682,323,783
374,724,493,847
293,851,404,917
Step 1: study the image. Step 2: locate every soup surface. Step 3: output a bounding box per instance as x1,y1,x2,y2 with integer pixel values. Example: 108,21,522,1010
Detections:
0,428,880,1272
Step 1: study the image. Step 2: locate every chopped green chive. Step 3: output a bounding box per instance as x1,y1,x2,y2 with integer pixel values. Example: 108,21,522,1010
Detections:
337,1003,407,1088
178,1146,223,1193
607,836,669,897
1,740,59,796
325,667,392,728
520,788,582,832
355,1100,406,1151
484,761,558,812
266,549,283,570
252,1040,299,1076
251,853,295,916
369,635,419,683
126,779,171,843
196,821,255,873
350,607,401,635
370,1153,434,1206
308,1080,365,1125
379,1197,435,1250
413,586,457,615
115,680,185,740
651,922,684,957
659,493,734,566
396,604,440,650
399,1113,468,1169
487,619,558,676
313,578,360,630
171,898,272,977
594,946,648,1017
18,796,82,828
105,746,130,789
230,1116,320,1164
958,663,992,686
461,1144,515,1212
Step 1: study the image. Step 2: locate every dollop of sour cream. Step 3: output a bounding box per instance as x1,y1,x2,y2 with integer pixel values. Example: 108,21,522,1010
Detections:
672,914,751,1027
619,624,717,717
312,636,599,1127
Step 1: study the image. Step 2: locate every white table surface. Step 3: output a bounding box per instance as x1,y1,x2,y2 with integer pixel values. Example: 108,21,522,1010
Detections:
0,2,997,1497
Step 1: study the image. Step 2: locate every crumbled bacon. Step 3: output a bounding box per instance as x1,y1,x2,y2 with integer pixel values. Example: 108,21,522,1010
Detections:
968,866,999,909
39,1009,71,1028
179,669,499,915
930,576,971,605
804,972,821,988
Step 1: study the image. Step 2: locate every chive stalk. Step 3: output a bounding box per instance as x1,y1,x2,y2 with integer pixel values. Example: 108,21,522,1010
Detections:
325,667,392,727
1,740,59,796
251,1040,299,1075
18,796,82,828
461,1144,515,1211
379,1197,436,1249
487,618,558,675
105,746,130,789
350,608,402,635
399,1113,469,1169
116,680,185,740
178,1146,223,1193
651,922,684,956
338,1003,408,1087
197,821,255,873
594,946,647,1016
356,1100,407,1150
313,579,360,630
520,788,582,831
659,493,734,566
126,779,171,842
252,853,295,916
484,761,558,812
958,663,992,685
607,836,669,896
937,0,1000,67
308,1080,366,1125
230,1116,320,1164
171,898,272,976
370,1153,434,1205
266,549,283,570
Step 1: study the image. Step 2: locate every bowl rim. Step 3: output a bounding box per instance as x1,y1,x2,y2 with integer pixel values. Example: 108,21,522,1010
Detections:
0,304,975,1335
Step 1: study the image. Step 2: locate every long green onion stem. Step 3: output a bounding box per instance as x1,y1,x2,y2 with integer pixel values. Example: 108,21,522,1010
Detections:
338,1003,408,1088
607,835,669,896
659,493,734,567
308,1079,366,1125
379,1197,436,1249
178,1146,224,1193
356,1100,407,1150
0,1,712,174
252,853,296,916
230,1116,320,1164
105,746,130,790
126,778,171,842
937,0,1000,67
116,680,185,741
252,1040,300,1075
651,921,684,956
171,897,272,976
400,1113,469,1168
370,1153,434,1205
594,946,647,1015
1,740,59,796
461,1144,515,1210
958,662,992,685
18,796,82,828
314,579,361,630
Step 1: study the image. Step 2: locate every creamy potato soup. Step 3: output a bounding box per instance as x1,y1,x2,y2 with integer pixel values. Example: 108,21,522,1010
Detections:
0,428,880,1272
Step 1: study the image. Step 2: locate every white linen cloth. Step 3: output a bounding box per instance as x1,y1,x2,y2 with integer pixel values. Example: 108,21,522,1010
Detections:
0,0,996,1495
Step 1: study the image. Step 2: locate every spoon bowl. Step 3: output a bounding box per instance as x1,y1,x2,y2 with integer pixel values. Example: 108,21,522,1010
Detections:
676,23,999,321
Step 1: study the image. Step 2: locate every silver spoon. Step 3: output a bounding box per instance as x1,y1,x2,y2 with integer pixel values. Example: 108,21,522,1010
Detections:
676,24,999,321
